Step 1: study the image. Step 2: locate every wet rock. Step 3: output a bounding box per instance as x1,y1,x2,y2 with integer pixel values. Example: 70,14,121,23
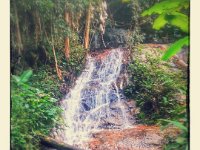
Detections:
120,64,127,74
87,81,100,88
98,117,123,129
90,28,129,50
82,103,91,111
59,83,69,95
91,71,99,79
109,101,129,110
108,91,118,102
177,46,188,64
88,126,165,150
81,97,96,111
125,100,136,109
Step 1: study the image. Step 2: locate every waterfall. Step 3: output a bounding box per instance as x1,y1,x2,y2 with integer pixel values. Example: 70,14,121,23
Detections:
58,49,134,149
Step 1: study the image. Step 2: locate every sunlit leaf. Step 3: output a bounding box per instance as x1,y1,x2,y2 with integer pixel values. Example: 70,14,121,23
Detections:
166,12,189,33
153,14,168,30
142,0,189,16
162,36,189,60
19,70,33,83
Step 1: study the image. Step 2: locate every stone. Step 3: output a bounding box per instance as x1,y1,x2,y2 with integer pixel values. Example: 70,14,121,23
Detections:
88,126,165,150
90,28,129,50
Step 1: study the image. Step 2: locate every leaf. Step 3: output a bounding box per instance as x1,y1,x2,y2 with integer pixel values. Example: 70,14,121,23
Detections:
141,0,189,16
160,119,188,132
166,12,188,33
153,14,168,30
12,75,20,83
19,70,33,83
162,36,189,60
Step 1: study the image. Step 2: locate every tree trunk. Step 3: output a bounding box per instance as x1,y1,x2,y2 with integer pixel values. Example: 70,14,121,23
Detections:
65,37,70,60
34,10,42,47
84,3,92,49
13,0,23,55
52,44,62,80
40,135,82,150
64,11,71,60
52,34,62,80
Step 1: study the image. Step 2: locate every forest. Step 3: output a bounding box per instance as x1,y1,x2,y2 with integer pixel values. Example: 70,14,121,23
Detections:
10,0,189,150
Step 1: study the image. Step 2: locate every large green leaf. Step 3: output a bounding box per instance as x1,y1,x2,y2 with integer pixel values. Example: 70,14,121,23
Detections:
19,70,33,83
166,12,189,33
162,36,189,60
152,12,188,32
160,119,188,132
142,0,189,16
153,14,168,30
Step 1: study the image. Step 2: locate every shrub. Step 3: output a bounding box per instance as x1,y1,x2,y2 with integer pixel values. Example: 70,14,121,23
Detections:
11,70,62,149
124,46,187,124
30,66,63,99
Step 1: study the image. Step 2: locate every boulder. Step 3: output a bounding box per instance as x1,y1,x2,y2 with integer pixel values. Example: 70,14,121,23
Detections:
90,28,129,51
88,125,165,150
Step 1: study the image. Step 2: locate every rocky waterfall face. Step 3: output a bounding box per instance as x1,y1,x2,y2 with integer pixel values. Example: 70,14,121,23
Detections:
51,48,165,150
55,49,134,148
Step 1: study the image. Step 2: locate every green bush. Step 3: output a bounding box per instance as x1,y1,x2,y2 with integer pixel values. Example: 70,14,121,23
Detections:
30,66,63,99
65,45,87,77
124,47,186,124
11,70,62,150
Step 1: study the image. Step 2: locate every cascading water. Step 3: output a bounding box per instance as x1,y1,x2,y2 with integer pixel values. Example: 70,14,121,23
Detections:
58,48,134,149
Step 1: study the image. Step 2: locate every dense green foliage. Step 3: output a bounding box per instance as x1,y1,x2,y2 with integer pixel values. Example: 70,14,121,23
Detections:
124,46,187,124
142,0,189,60
11,70,62,149
10,0,99,75
124,45,188,149
30,67,63,99
140,1,189,148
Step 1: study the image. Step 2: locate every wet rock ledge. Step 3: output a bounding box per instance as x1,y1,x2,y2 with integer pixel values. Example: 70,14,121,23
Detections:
88,125,164,150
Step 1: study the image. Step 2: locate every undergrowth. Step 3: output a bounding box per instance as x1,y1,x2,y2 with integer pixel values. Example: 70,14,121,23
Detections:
11,70,62,150
124,45,188,149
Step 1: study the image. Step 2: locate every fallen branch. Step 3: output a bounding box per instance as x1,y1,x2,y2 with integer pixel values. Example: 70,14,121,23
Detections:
40,135,82,150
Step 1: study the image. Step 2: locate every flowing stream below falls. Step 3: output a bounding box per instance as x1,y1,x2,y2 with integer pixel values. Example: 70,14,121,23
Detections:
52,48,164,150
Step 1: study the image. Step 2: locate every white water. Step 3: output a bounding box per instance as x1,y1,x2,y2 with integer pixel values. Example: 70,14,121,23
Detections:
60,49,133,148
